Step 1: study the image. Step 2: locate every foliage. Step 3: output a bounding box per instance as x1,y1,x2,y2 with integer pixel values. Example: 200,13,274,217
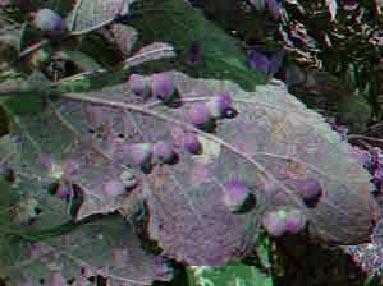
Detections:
0,0,381,285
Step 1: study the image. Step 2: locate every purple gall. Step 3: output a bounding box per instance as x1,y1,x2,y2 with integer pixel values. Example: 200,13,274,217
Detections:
150,72,176,101
33,9,64,35
283,209,307,234
153,140,175,163
262,210,286,237
207,92,233,118
186,41,202,64
222,179,255,213
247,50,270,74
262,208,307,236
127,143,152,167
128,74,150,97
183,132,201,154
296,178,322,207
188,102,211,127
247,48,284,76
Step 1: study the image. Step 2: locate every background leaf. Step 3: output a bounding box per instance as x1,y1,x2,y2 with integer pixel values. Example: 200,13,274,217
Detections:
127,0,267,90
0,215,173,285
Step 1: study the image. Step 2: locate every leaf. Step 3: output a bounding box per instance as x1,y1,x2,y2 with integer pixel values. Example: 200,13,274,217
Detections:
124,42,176,68
105,23,138,56
52,49,104,73
187,261,273,286
0,216,173,285
128,0,266,90
0,71,378,268
67,0,133,33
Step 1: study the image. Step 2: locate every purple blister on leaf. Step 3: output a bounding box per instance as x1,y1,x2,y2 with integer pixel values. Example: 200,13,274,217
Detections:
188,102,211,127
262,210,286,237
217,92,233,112
34,8,64,35
150,73,175,101
284,208,307,234
127,143,153,166
223,179,254,212
153,141,175,163
128,74,149,97
186,41,202,64
262,208,306,236
208,91,233,118
183,132,201,154
296,178,322,207
246,50,270,74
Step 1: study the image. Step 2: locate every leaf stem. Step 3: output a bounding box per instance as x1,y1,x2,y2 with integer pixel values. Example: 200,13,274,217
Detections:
69,17,116,37
348,134,383,144
69,0,84,32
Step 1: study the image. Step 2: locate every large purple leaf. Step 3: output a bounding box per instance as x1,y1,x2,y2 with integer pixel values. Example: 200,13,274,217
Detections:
0,71,378,267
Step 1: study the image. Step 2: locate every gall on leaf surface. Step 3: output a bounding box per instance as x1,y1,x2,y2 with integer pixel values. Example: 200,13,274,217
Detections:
0,71,379,268
66,72,379,255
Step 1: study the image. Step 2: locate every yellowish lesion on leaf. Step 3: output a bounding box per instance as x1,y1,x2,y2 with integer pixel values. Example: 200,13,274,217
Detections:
48,161,64,180
270,113,288,143
194,135,221,164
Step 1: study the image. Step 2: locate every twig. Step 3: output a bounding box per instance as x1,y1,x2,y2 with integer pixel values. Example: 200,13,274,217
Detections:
18,14,115,58
124,45,175,68
18,39,49,58
69,17,115,36
348,134,383,144
59,69,107,82
69,0,84,32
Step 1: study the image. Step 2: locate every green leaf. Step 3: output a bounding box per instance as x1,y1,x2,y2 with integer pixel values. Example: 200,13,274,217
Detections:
128,0,266,91
186,233,273,286
187,261,273,286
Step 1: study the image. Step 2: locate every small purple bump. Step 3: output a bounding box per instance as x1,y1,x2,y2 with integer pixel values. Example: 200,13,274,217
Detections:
262,210,286,237
33,8,64,35
153,140,175,163
127,143,153,167
188,103,211,127
283,209,307,234
186,41,202,64
246,50,270,74
183,133,202,155
296,178,322,207
207,92,233,118
223,179,255,213
128,74,149,97
150,73,176,101
262,208,307,236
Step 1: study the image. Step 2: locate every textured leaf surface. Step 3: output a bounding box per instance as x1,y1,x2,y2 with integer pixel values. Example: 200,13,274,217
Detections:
0,216,172,285
0,71,378,268
124,42,176,68
67,0,132,32
106,24,138,56
128,0,266,90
